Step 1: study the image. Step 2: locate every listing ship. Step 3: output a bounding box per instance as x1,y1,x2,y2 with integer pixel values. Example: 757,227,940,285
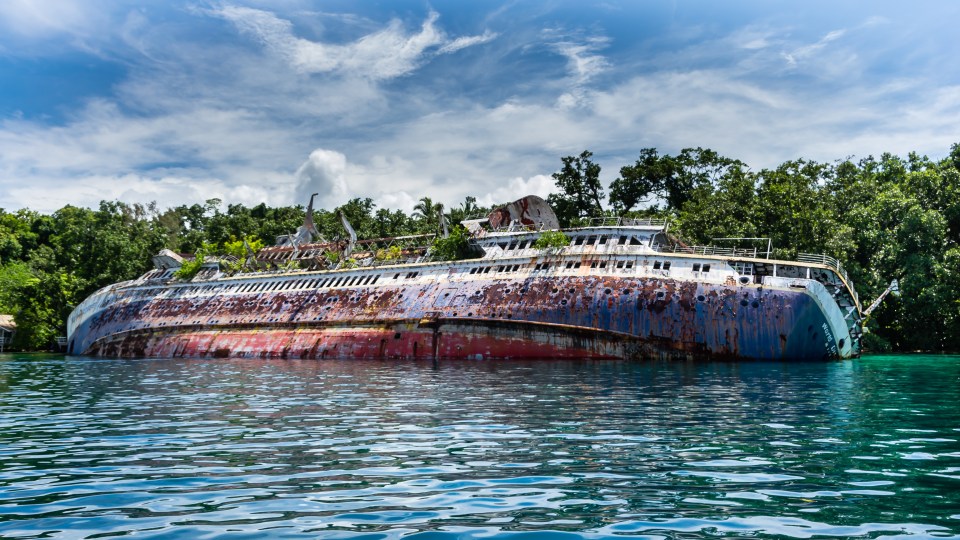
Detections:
67,195,863,361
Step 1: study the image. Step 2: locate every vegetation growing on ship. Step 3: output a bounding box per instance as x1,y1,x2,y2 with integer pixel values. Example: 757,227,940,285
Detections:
172,245,208,281
1,144,959,351
533,230,570,252
429,225,476,261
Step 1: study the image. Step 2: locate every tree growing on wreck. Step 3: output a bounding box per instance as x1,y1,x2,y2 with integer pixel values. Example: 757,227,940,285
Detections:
548,150,605,227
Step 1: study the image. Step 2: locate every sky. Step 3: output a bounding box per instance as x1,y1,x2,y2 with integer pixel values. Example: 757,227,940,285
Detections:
1,0,958,214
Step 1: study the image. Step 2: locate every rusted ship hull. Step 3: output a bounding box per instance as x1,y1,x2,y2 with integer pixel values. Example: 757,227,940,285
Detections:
70,275,850,361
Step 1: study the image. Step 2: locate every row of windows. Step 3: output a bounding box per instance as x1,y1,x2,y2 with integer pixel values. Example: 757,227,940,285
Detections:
649,260,711,272
172,273,384,297
154,256,714,299
470,264,524,274
494,234,649,252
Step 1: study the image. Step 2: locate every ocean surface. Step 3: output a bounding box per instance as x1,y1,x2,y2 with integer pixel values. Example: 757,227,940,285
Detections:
0,354,958,539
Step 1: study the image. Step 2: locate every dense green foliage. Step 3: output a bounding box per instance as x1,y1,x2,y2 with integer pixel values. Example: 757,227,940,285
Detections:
429,225,477,261
533,230,570,252
1,145,958,352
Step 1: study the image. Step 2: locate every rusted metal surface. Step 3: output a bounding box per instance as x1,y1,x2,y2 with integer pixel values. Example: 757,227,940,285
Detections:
486,195,559,231
71,269,846,361
68,198,863,362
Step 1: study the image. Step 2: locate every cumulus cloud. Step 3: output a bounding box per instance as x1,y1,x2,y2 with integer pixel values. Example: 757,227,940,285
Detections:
294,149,348,208
213,6,496,80
477,175,556,208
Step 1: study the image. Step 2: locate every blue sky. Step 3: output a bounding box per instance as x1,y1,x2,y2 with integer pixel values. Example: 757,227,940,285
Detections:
1,1,958,213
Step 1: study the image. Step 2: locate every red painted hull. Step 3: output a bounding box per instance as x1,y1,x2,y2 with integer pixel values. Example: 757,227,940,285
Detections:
85,319,646,360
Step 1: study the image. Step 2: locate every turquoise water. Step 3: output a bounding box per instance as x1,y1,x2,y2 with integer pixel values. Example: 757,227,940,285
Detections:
0,354,958,539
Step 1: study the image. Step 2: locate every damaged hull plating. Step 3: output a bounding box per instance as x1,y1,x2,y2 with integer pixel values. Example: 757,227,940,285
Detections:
68,195,863,361
69,270,858,361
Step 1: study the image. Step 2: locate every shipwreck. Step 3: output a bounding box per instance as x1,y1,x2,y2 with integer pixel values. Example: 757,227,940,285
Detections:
67,195,863,361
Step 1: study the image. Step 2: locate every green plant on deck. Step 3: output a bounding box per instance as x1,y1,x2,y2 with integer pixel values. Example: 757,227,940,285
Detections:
173,244,209,280
430,225,474,261
533,230,570,252
375,245,403,261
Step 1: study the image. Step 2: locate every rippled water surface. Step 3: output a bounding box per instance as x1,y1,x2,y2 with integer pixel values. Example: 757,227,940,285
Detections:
1,354,959,539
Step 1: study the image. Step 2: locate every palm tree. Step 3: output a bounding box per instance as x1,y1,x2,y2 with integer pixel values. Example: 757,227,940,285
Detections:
412,196,444,235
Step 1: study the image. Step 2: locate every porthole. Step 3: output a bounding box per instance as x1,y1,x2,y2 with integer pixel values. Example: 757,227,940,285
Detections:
740,299,748,306
697,295,706,302
739,277,750,284
604,288,612,295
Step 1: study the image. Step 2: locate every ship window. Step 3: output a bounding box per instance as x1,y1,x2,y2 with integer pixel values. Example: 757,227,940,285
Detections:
394,273,401,279
598,236,608,245
616,261,625,269
470,268,478,274
653,261,662,270
663,261,672,270
587,235,597,245
599,262,607,269
566,262,574,269
371,275,379,284
692,263,701,272
626,261,634,269
629,236,644,246
573,236,584,246
702,264,711,272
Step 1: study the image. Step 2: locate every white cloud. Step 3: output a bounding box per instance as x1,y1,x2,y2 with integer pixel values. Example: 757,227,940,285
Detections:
439,30,498,54
477,175,555,208
213,6,496,80
1,4,958,220
294,149,348,208
0,0,96,38
782,28,847,67
548,34,610,108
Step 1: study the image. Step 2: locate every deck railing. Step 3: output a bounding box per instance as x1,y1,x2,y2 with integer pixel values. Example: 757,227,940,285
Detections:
652,243,759,258
797,253,851,285
581,217,667,228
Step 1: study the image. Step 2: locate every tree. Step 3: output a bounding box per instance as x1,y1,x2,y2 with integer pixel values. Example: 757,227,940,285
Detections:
548,150,604,226
412,197,446,235
610,147,742,214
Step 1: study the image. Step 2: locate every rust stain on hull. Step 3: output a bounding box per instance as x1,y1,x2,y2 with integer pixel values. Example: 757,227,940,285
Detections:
72,274,844,361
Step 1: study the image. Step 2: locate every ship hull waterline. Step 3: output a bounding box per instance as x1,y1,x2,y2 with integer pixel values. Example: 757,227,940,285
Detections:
71,276,853,361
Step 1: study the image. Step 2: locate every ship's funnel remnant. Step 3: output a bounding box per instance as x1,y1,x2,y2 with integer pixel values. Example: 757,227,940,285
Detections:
487,195,560,231
339,211,357,259
439,204,450,238
293,193,321,246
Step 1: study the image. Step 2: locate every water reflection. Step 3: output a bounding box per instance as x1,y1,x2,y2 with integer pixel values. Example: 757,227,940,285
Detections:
0,354,958,538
